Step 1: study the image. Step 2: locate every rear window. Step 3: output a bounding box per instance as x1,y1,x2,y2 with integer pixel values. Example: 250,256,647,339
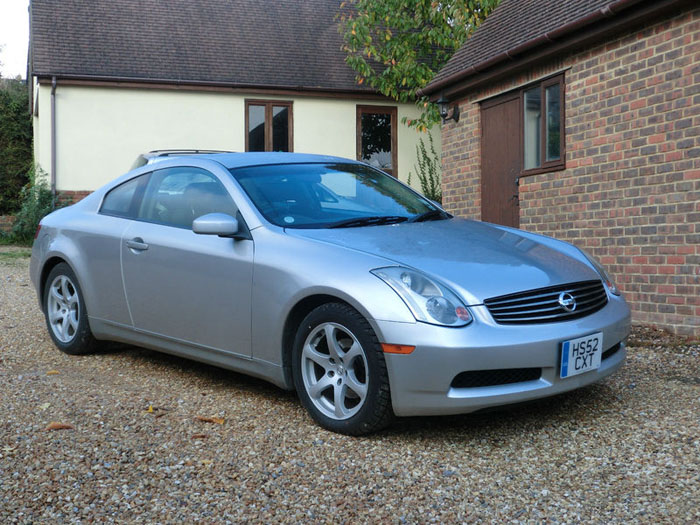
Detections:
130,155,148,170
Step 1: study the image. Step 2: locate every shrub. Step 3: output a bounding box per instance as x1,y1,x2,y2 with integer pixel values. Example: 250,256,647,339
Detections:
10,175,55,245
0,232,13,245
408,134,442,204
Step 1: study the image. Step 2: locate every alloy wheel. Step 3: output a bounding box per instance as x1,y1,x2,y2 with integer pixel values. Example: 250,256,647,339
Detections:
47,275,80,343
300,322,369,420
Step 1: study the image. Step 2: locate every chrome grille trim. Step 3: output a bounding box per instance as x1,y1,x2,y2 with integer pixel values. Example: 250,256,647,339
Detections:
484,280,608,324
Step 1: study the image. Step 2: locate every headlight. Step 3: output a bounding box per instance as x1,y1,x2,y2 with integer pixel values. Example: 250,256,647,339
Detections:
371,267,472,327
579,249,621,296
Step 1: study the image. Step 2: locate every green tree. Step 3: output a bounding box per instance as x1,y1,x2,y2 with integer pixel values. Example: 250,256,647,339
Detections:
340,0,499,130
0,74,33,214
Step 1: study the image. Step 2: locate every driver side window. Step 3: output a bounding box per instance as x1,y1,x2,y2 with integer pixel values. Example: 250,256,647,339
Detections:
138,168,237,229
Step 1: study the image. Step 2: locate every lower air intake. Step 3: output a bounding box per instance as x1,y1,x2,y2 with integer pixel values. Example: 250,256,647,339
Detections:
451,368,542,389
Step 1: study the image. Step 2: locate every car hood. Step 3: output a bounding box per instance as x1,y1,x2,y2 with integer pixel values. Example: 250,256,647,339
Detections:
287,218,599,305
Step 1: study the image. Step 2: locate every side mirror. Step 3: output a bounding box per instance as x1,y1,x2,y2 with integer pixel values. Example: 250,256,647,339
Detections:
192,213,239,237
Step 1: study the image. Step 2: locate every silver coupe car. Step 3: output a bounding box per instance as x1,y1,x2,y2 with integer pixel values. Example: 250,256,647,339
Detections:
30,152,630,435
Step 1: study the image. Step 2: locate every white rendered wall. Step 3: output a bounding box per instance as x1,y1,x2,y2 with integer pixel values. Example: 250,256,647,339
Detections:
33,83,439,191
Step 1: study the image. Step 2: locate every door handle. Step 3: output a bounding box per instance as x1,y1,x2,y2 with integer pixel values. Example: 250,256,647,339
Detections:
126,238,149,251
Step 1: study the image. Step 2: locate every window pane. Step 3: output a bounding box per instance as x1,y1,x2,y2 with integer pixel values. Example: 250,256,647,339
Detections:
100,175,145,218
546,84,561,162
523,87,541,170
272,106,289,152
139,169,236,228
248,105,265,152
360,112,392,169
231,163,433,228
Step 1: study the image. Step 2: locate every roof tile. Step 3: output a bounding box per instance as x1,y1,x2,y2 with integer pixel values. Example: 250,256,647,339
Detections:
428,0,621,89
30,0,373,93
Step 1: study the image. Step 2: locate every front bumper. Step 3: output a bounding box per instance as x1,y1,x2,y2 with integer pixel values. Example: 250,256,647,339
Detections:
376,296,630,417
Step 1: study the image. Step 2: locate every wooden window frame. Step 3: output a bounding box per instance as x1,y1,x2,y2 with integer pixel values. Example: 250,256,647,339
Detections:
519,73,566,177
245,99,294,152
356,105,398,177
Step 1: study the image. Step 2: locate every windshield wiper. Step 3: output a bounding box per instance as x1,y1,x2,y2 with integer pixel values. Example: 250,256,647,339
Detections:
408,209,451,223
328,215,409,229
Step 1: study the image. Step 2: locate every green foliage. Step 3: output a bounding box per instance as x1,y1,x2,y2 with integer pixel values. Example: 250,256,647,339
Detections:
10,173,54,245
408,134,442,203
339,0,499,130
0,77,33,214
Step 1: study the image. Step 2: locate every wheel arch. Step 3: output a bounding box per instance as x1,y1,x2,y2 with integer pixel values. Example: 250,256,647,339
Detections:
280,294,360,389
39,256,71,312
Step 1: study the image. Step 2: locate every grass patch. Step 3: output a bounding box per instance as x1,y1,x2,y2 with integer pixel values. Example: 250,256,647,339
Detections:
0,247,31,262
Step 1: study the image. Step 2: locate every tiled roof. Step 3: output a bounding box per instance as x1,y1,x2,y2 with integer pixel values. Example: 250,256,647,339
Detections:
30,0,372,93
425,0,643,93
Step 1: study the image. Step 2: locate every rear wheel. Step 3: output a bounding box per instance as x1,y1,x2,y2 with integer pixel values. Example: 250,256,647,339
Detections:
292,303,393,435
43,263,97,355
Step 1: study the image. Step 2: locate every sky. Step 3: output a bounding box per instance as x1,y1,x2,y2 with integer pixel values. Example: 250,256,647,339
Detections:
0,0,30,79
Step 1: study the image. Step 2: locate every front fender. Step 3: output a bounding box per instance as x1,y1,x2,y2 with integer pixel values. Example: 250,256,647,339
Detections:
249,228,416,367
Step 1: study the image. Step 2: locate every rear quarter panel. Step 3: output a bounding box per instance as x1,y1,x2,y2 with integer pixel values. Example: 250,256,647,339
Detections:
35,204,133,330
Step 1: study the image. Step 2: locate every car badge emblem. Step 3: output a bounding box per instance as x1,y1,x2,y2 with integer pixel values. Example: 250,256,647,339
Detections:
558,292,576,312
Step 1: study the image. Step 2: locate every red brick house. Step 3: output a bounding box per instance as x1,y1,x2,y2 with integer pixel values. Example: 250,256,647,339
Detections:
422,0,699,336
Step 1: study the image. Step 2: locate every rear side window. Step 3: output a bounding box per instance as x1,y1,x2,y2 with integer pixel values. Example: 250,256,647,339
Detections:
100,174,149,218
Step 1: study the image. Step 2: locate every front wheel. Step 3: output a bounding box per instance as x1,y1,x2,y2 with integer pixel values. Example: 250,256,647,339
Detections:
43,262,97,355
292,303,393,435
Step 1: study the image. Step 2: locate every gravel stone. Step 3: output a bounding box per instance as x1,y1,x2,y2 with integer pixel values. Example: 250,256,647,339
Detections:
1,252,698,522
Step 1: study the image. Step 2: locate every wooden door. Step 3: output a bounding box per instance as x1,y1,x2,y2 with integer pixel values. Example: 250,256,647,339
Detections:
481,93,521,227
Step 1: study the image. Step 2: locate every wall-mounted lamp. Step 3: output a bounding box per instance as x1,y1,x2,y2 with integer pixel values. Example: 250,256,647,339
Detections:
437,94,460,124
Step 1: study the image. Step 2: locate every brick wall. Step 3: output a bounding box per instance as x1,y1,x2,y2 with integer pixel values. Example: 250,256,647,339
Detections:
57,190,91,206
442,8,700,336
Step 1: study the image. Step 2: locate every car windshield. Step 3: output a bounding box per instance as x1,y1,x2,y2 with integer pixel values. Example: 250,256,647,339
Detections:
229,162,447,229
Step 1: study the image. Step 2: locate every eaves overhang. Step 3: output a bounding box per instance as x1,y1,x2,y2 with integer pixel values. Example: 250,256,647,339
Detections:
32,73,390,101
421,0,694,102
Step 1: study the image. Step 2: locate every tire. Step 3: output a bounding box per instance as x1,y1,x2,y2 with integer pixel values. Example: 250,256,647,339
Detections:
43,262,98,355
292,302,393,435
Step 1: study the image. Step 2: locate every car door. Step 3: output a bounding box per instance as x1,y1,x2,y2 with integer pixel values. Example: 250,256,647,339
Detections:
85,172,150,326
120,165,254,357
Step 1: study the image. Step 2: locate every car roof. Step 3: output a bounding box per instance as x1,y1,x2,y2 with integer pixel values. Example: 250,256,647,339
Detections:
198,152,360,170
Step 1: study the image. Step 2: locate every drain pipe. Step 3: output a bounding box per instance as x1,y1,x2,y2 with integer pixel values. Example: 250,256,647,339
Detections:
50,76,57,208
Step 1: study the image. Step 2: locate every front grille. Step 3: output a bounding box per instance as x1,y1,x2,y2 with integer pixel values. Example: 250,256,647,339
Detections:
451,368,541,389
484,280,608,324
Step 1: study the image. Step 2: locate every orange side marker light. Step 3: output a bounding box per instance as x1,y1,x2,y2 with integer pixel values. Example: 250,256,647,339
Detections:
381,344,416,355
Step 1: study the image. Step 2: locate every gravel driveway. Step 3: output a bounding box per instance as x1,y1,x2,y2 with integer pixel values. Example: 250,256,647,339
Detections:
1,250,698,523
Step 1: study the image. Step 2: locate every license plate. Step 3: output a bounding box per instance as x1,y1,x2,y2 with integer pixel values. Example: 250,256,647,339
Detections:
560,332,603,378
